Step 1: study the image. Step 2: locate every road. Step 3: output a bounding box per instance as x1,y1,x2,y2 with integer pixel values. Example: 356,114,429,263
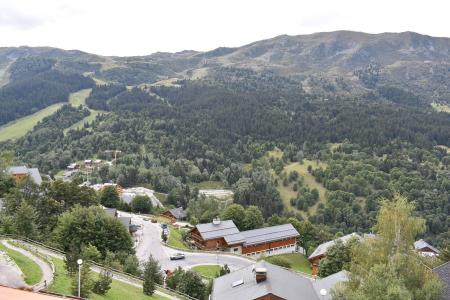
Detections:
1,240,53,291
0,249,25,288
3,239,180,300
120,211,254,271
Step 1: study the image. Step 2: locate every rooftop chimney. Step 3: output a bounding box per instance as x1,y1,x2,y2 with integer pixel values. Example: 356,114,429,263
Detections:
212,217,221,225
255,267,267,283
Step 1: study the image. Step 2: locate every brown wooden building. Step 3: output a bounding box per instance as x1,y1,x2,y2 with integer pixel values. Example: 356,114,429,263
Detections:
308,232,360,276
161,207,187,223
191,219,299,256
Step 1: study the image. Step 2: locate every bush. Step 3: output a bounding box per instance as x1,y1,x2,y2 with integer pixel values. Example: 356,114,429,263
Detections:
92,269,112,295
268,256,291,269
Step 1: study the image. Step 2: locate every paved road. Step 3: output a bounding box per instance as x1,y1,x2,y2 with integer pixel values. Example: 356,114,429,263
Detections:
0,250,25,288
5,240,179,300
1,240,53,291
121,211,254,271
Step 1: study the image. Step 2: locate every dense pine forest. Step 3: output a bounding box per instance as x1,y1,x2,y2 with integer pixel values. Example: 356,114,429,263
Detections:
0,31,449,248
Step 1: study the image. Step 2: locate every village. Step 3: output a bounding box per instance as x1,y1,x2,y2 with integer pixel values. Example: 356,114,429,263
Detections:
1,162,448,300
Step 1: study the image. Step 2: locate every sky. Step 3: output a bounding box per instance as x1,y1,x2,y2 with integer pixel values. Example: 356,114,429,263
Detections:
0,0,449,56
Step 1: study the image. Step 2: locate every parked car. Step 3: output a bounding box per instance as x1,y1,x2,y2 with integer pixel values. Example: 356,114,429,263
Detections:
170,253,185,260
151,219,157,223
143,217,150,221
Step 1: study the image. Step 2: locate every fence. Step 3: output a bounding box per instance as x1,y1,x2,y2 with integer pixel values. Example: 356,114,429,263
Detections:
0,234,197,300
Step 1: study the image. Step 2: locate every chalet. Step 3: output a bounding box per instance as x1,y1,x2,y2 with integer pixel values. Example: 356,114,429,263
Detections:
91,183,124,194
211,261,347,300
7,166,42,185
433,262,450,300
414,239,439,256
308,233,360,276
161,207,187,222
67,163,79,170
191,219,299,256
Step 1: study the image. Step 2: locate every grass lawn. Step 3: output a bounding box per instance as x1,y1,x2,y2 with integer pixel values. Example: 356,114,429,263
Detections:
191,265,221,279
432,102,450,113
65,88,106,133
282,160,328,215
68,89,92,106
0,243,43,285
264,253,312,275
167,227,189,250
0,103,64,142
64,110,102,133
48,257,167,299
154,192,168,204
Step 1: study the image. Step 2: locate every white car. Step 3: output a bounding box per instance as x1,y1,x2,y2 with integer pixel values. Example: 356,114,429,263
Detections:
169,253,185,260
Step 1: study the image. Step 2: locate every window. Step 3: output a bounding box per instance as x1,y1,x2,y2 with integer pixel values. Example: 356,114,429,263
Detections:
232,279,244,288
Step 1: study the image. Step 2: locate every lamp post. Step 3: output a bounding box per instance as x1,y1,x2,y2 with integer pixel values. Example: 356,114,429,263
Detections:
320,288,327,300
77,259,83,297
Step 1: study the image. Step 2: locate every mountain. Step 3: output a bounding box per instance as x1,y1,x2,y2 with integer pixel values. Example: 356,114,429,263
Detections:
0,31,449,245
1,31,450,102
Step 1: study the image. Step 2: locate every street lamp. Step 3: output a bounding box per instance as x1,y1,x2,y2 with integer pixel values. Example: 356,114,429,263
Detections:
77,259,83,297
320,288,327,299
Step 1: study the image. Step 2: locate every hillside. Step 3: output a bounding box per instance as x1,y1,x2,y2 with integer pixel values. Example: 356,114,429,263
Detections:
1,31,449,106
0,31,449,246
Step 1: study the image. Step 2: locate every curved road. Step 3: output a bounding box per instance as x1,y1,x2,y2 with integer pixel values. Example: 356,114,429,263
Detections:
1,240,53,291
3,240,180,300
121,212,254,271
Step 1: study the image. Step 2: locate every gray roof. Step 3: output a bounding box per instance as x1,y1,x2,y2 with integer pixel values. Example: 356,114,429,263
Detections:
414,239,439,253
7,166,42,185
312,271,348,300
8,166,28,174
104,208,117,218
195,220,240,240
212,261,320,300
169,207,187,220
309,233,360,260
224,233,246,245
28,168,42,185
241,224,300,246
433,262,450,300
118,217,131,229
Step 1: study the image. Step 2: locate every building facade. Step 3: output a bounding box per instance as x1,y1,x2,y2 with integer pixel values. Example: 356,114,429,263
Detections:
191,219,299,257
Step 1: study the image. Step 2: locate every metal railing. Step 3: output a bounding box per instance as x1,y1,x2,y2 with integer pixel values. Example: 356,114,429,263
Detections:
0,234,198,300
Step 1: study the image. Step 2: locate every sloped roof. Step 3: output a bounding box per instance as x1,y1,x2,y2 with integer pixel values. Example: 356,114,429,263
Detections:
104,208,117,218
212,261,320,300
312,271,348,300
195,220,240,240
7,166,28,174
414,239,439,253
309,233,360,260
28,168,42,185
7,166,42,185
433,262,450,300
118,217,131,228
168,207,187,219
241,224,300,246
223,232,246,245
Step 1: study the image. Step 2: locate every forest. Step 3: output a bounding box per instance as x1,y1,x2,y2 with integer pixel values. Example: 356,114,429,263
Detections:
0,65,449,247
0,57,94,125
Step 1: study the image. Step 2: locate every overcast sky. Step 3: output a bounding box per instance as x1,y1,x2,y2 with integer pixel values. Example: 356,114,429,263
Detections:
0,0,449,56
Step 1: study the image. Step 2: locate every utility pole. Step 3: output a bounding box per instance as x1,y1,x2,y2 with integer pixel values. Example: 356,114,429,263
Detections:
105,150,122,167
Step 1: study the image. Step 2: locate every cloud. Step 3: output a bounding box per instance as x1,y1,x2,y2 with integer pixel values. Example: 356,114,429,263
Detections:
0,5,47,30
